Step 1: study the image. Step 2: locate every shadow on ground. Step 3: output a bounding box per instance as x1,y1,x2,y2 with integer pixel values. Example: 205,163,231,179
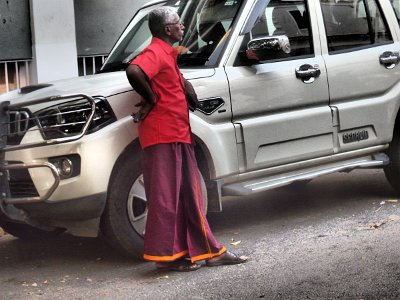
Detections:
0,169,397,266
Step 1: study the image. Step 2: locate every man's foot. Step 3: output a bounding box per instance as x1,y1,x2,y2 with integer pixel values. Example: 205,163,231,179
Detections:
156,259,201,272
206,250,248,267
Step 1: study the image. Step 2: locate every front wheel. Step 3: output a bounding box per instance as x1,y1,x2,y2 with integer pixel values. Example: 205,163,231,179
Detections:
101,153,207,258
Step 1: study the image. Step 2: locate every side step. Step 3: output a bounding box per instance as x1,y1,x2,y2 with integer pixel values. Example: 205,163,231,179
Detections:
222,153,389,196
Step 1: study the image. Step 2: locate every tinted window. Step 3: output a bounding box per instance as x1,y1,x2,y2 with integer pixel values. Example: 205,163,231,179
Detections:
235,0,313,66
254,0,312,56
389,0,400,25
321,0,392,52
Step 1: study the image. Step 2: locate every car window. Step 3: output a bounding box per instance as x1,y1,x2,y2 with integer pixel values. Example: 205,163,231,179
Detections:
101,0,243,72
235,0,313,66
253,0,313,57
389,0,400,25
121,18,151,62
320,0,392,53
178,0,242,66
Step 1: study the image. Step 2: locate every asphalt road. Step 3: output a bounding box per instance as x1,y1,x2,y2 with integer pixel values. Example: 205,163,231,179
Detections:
1,169,400,300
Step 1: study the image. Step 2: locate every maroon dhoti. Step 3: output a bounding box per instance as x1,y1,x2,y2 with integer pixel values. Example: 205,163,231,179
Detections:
141,143,226,262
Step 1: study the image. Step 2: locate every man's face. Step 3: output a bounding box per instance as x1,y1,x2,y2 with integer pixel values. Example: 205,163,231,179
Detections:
165,13,185,42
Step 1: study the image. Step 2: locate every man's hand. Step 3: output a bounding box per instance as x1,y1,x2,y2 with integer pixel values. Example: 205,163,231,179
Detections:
132,100,155,123
126,64,157,122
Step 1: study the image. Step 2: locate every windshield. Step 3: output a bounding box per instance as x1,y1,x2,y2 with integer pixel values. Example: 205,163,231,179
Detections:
100,0,243,72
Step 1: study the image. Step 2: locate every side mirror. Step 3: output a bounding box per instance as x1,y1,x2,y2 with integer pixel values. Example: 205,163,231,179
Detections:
246,35,291,61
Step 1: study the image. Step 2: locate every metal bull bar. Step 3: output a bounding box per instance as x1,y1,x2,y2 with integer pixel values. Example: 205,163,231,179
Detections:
2,162,60,204
0,101,12,221
1,94,96,152
0,94,96,207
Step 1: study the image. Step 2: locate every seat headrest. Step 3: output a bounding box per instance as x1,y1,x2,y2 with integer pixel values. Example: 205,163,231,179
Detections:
199,22,226,44
332,1,353,24
272,6,301,36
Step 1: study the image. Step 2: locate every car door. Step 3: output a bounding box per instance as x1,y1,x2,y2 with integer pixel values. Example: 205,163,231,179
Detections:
318,0,400,153
224,0,333,172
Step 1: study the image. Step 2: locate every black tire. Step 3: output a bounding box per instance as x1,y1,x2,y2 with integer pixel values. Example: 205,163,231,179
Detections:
0,220,63,241
101,152,208,259
384,132,400,193
101,154,145,258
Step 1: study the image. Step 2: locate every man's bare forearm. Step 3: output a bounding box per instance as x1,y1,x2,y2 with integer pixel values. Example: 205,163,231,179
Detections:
126,65,157,105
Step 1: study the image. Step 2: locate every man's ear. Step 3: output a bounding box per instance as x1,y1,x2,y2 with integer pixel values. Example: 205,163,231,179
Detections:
164,25,172,36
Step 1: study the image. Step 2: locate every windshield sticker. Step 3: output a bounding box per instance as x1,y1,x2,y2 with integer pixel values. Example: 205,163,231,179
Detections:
225,1,235,5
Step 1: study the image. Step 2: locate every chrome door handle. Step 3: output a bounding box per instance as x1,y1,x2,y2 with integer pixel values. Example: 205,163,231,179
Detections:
295,64,321,84
380,51,399,69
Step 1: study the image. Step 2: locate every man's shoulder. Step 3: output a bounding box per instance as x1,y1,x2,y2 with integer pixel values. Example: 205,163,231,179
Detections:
150,38,176,55
133,38,175,66
135,43,160,60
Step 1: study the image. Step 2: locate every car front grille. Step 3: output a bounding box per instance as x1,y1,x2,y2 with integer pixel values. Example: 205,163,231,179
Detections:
8,162,39,198
6,110,35,146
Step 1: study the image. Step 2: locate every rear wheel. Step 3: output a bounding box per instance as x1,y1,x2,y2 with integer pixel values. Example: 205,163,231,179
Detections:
101,152,207,258
384,132,400,193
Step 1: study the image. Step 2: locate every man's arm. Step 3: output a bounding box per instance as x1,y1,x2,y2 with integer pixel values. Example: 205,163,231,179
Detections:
183,78,198,112
126,64,157,121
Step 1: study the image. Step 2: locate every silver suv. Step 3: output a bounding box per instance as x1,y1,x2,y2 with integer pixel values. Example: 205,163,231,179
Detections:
2,0,400,258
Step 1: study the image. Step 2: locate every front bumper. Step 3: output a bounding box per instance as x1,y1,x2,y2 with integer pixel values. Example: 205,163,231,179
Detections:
14,192,107,220
0,93,135,234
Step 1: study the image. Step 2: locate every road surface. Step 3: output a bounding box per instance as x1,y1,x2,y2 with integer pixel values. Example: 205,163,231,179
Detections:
1,169,400,299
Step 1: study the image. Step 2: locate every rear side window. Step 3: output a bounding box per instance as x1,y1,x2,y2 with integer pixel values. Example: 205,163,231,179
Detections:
321,0,392,52
389,0,400,25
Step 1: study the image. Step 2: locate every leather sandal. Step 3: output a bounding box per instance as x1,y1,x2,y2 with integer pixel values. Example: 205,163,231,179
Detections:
156,259,201,272
206,250,248,267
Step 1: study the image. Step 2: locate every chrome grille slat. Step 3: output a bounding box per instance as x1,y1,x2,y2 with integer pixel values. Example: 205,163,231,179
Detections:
42,120,87,129
35,107,92,121
8,111,30,137
0,94,96,151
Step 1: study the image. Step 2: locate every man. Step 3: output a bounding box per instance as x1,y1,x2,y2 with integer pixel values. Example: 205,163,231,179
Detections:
126,6,248,271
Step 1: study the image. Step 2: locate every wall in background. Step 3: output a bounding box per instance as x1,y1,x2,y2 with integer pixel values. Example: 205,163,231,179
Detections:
0,0,31,60
0,0,152,92
74,0,149,56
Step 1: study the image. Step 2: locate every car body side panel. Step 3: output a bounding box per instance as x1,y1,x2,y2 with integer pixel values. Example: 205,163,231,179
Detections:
316,0,400,152
225,0,333,172
189,68,238,179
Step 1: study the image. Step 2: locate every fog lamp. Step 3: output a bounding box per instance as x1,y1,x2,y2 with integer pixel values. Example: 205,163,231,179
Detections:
49,154,80,180
59,158,73,176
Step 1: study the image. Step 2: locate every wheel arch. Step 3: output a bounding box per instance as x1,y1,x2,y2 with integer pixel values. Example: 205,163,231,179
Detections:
105,137,213,187
101,138,141,231
106,138,142,193
193,134,223,212
104,136,221,213
391,107,400,139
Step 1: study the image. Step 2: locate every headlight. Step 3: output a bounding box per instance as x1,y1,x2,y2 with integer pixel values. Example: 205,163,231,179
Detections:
34,96,115,140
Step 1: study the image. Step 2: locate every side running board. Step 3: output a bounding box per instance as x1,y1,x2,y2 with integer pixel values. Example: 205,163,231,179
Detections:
222,153,389,196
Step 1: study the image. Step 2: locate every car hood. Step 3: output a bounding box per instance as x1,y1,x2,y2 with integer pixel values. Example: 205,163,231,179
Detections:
0,68,215,107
